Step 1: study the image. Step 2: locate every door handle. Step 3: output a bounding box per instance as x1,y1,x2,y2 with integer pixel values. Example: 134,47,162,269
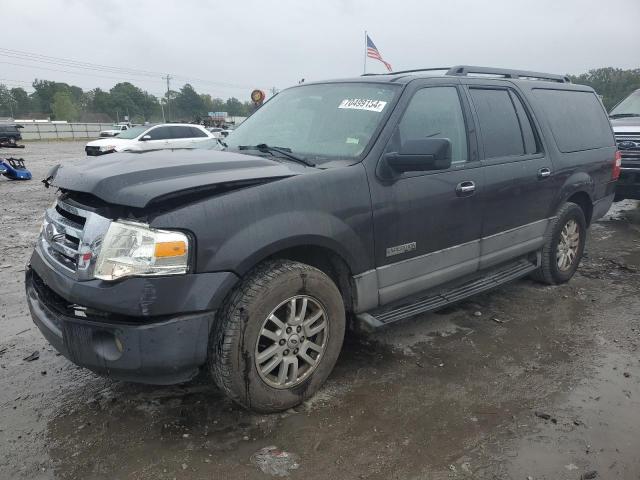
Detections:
538,167,551,179
456,181,476,196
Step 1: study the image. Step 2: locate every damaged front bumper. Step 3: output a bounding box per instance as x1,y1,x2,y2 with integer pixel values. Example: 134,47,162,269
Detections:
25,247,238,384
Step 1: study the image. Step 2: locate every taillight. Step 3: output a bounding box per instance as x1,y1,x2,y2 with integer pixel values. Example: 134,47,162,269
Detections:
612,150,622,180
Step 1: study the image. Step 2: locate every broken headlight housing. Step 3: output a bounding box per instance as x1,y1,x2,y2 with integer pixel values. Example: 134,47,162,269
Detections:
94,221,190,281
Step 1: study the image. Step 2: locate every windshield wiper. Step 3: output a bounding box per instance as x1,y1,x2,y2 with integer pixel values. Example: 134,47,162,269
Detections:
238,143,315,167
609,113,640,119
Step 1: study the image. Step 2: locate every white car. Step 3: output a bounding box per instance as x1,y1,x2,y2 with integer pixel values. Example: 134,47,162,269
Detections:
85,124,215,156
99,124,130,137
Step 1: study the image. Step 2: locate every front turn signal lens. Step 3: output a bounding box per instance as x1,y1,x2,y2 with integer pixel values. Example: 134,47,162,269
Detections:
155,241,187,258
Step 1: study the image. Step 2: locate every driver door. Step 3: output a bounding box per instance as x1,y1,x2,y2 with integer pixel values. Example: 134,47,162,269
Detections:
368,83,485,305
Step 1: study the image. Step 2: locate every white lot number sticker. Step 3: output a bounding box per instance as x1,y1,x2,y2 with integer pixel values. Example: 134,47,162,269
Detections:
338,98,387,113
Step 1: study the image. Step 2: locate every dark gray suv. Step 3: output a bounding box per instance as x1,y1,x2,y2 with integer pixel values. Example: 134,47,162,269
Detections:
26,66,619,412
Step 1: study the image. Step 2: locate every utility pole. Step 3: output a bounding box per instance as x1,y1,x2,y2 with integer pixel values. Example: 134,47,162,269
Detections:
163,74,172,122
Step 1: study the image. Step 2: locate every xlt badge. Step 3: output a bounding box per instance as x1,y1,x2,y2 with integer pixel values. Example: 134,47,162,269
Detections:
386,242,416,257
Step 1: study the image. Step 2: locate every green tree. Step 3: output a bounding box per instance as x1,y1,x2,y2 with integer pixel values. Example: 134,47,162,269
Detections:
568,68,640,110
51,91,78,121
0,84,13,116
109,82,159,122
174,84,204,120
225,97,245,116
10,87,31,116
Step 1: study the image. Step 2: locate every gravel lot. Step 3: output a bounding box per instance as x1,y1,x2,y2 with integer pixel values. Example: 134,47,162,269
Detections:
1,141,639,480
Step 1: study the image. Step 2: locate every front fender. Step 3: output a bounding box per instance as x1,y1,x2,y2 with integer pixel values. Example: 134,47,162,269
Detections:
206,211,369,276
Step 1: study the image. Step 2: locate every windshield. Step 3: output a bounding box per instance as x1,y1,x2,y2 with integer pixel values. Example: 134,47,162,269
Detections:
610,90,640,116
116,125,149,139
225,83,399,162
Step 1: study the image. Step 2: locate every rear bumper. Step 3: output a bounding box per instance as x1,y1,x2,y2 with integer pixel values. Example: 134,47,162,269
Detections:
592,192,616,222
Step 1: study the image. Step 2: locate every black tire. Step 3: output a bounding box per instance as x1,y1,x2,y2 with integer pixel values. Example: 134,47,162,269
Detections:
209,259,346,412
613,194,625,203
531,202,587,285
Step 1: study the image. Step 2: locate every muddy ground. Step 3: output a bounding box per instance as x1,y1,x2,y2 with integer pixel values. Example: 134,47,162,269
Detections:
1,141,639,480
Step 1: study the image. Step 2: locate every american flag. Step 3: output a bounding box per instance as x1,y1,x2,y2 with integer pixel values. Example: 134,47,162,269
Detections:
366,34,392,72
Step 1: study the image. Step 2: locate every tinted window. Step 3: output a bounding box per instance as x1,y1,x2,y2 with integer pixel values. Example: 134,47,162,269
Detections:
189,127,208,138
534,89,614,153
145,126,172,140
396,86,468,163
169,126,191,139
470,88,524,158
510,92,538,155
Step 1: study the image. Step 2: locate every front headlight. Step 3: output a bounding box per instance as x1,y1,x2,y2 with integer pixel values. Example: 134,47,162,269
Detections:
99,145,116,152
94,221,190,281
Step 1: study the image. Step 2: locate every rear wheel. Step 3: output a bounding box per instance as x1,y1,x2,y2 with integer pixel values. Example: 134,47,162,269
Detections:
209,260,345,412
532,202,586,285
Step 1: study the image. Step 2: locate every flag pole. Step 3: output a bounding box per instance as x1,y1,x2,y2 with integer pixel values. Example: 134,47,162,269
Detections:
363,30,367,75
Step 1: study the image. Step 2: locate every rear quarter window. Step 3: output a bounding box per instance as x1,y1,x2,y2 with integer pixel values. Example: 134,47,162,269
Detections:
533,89,614,153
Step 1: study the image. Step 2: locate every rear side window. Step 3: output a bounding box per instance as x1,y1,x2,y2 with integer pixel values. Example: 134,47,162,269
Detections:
170,126,191,139
533,89,614,153
469,88,525,158
188,127,208,138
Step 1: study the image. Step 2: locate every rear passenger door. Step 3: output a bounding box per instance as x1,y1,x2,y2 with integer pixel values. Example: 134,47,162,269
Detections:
168,126,210,148
463,81,554,269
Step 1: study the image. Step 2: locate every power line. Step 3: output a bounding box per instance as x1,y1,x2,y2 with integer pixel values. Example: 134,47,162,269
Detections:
0,48,258,92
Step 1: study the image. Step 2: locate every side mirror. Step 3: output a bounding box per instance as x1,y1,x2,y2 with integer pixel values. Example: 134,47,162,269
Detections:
380,138,452,178
140,135,151,141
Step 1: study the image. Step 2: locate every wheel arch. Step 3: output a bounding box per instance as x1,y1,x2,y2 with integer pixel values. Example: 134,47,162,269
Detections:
565,190,593,226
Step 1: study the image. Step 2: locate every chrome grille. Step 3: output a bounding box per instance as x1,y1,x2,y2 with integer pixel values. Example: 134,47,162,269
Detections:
40,198,111,280
615,132,640,162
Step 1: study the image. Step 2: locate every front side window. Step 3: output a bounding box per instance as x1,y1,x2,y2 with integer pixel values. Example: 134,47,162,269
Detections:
225,82,399,163
394,86,468,164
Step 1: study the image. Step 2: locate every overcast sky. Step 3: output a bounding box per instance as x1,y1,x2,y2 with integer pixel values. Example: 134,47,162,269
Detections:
2,0,639,100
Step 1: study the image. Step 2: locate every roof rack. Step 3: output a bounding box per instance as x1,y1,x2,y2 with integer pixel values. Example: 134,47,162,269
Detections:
446,65,570,83
362,67,450,77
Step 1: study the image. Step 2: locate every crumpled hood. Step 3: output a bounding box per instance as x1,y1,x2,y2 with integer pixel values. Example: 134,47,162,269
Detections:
49,149,306,208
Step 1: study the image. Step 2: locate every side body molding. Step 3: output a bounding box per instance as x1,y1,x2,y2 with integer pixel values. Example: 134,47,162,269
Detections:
352,218,551,313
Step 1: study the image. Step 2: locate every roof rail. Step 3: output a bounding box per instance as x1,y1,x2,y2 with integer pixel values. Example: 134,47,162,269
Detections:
362,67,450,77
446,65,570,83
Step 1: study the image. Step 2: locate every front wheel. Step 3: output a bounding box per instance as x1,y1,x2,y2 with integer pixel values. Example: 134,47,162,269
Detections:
532,202,587,285
209,260,346,412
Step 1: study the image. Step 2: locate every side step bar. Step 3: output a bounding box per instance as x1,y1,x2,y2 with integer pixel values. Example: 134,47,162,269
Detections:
357,257,538,329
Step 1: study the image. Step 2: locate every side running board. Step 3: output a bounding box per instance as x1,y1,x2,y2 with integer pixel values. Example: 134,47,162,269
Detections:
357,258,538,329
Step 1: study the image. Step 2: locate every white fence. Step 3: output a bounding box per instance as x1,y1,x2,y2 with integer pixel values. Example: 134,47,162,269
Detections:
20,123,113,141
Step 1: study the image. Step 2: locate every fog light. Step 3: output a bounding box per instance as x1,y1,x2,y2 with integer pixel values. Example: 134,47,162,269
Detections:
92,330,124,361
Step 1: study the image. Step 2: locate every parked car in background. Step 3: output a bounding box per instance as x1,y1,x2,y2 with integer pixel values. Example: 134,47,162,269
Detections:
30,66,618,413
206,127,223,138
99,124,131,137
609,88,640,200
0,123,23,145
85,123,215,155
